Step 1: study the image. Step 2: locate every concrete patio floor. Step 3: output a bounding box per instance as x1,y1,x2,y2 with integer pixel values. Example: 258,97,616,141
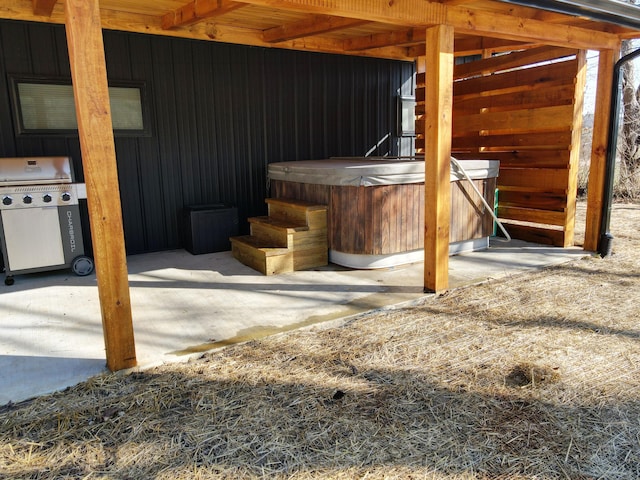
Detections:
0,239,588,406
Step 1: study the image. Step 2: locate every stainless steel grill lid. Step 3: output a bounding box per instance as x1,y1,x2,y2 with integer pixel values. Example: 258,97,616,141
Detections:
0,157,72,186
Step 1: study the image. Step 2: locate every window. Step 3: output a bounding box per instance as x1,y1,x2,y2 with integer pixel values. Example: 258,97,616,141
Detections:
10,76,149,135
398,95,416,137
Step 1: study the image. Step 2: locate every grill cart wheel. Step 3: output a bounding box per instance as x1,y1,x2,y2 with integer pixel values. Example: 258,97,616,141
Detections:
4,275,14,286
71,255,94,276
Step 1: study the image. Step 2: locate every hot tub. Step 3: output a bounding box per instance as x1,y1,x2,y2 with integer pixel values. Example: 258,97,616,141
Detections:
268,157,499,269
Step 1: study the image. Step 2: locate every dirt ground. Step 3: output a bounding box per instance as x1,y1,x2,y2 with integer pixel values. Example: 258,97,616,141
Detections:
1,201,639,479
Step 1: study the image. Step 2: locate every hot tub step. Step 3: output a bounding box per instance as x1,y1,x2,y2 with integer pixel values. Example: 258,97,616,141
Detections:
230,198,328,275
266,197,328,230
230,235,293,275
248,216,308,248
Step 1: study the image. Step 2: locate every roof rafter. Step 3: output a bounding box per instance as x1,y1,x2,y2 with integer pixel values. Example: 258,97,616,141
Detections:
344,28,540,56
187,20,412,59
231,0,620,49
263,14,367,43
0,2,412,60
450,36,540,56
343,28,425,51
32,0,57,16
162,0,245,29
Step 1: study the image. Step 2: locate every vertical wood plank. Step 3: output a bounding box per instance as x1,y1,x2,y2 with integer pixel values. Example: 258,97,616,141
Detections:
564,50,587,247
380,186,390,254
355,186,365,253
417,183,424,250
372,186,382,254
585,48,619,251
364,186,374,254
65,0,137,371
410,183,419,250
424,24,454,293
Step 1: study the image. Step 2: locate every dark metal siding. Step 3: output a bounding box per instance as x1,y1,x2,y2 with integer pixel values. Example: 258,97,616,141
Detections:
0,20,415,255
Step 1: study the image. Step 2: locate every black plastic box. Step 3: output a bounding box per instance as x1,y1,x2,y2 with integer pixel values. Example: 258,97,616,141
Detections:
183,204,239,255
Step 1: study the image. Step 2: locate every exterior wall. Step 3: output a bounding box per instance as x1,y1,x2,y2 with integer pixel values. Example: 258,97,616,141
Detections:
0,19,414,255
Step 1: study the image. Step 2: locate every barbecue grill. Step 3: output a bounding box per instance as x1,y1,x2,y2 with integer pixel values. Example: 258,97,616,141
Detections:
0,156,93,285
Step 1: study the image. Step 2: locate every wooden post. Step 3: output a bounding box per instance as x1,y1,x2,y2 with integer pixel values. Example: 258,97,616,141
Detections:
423,24,454,293
564,49,587,247
584,48,619,252
65,0,137,371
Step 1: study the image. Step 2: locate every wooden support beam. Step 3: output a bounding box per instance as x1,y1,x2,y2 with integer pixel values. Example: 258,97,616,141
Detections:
189,21,411,59
32,0,57,17
0,2,623,58
162,0,244,29
263,14,366,42
232,0,446,26
454,36,538,57
585,48,620,251
409,36,539,58
232,0,620,49
65,0,137,371
445,5,618,50
423,24,454,293
563,49,587,247
344,28,531,56
0,3,411,60
343,28,425,51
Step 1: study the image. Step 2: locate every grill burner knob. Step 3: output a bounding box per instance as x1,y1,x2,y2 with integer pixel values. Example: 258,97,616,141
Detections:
61,192,71,202
23,195,33,204
43,193,52,203
2,196,12,206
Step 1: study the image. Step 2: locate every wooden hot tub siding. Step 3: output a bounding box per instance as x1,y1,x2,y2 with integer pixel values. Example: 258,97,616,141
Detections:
270,177,496,256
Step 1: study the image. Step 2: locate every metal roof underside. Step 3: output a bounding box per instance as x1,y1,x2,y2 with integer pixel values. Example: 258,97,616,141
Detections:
500,0,640,30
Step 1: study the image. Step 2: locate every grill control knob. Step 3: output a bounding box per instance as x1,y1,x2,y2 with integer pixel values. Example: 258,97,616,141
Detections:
43,193,52,203
2,196,12,206
61,192,71,202
23,195,33,205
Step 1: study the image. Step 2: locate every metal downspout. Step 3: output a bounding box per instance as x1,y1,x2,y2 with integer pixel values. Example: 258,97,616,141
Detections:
598,46,640,257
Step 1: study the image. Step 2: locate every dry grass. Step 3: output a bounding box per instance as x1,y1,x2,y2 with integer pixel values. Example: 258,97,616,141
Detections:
1,202,639,479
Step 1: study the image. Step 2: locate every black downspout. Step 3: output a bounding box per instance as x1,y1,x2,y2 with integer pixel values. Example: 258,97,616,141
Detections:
598,46,640,257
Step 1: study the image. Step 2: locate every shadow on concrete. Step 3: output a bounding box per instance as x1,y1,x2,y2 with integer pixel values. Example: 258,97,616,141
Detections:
0,355,106,406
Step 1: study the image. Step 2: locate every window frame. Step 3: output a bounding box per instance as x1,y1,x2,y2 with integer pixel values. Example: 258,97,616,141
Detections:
397,95,416,137
8,75,152,137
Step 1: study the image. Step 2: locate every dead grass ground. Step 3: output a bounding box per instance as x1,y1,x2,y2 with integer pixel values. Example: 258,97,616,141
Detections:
1,202,639,479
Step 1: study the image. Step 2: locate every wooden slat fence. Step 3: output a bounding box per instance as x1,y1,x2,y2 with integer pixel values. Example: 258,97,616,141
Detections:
416,45,586,247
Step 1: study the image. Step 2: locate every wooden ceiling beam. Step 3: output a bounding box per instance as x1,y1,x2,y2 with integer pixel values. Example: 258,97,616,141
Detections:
32,0,57,16
343,28,425,51
162,0,245,29
455,37,539,56
197,22,412,59
345,28,540,56
464,0,569,23
263,14,367,43
447,6,619,50
0,3,412,60
232,0,620,49
231,0,448,27
2,0,627,54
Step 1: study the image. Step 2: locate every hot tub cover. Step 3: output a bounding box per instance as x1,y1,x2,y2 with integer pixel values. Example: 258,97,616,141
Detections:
267,157,499,187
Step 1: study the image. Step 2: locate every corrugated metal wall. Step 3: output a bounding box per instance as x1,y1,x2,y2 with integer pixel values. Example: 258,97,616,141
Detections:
0,20,414,255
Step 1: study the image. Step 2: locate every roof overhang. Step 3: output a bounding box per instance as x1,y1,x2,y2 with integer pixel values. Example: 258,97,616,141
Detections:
500,0,640,30
3,0,639,60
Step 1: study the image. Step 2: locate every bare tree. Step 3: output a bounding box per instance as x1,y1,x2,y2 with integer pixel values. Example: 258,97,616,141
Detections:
617,5,640,198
